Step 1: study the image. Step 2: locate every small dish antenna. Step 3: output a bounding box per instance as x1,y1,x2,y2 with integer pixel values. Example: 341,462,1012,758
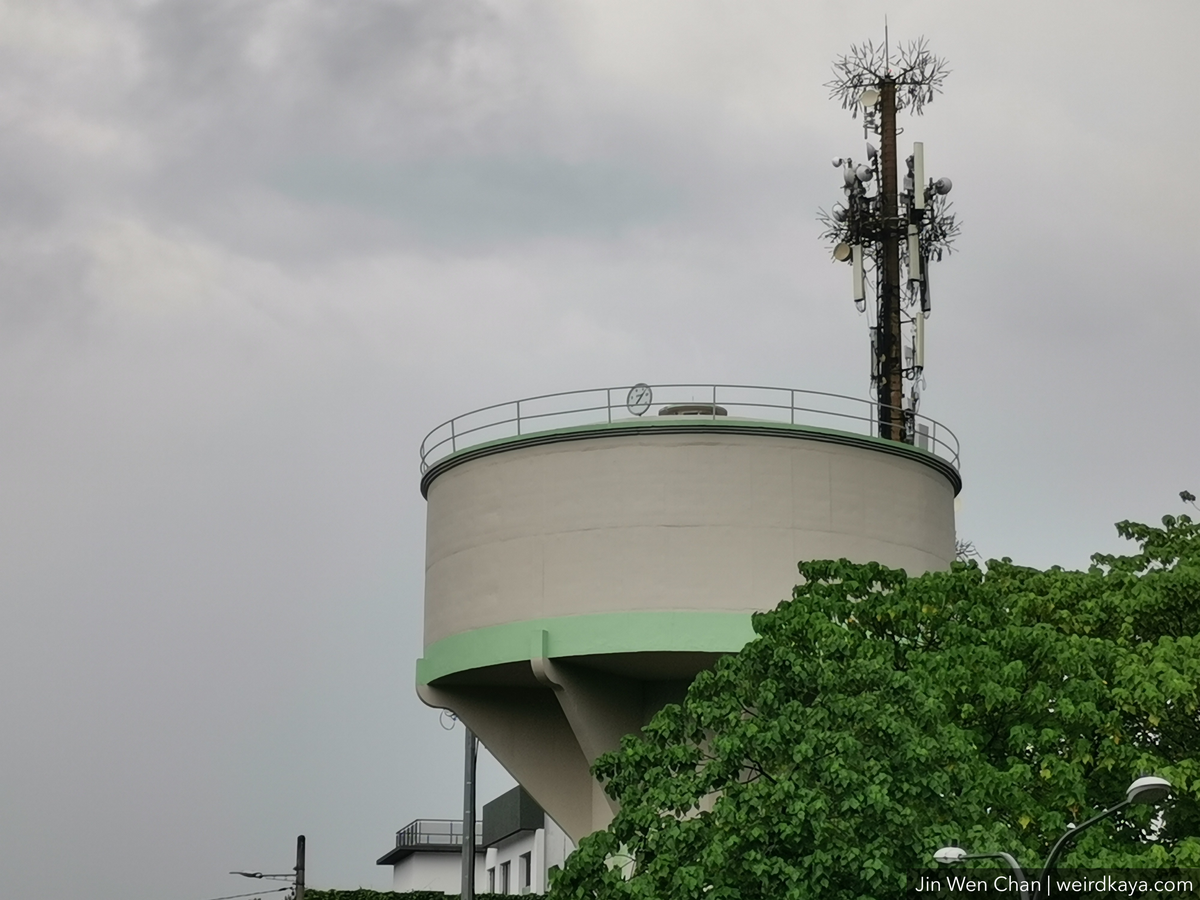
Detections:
858,87,880,108
832,242,852,262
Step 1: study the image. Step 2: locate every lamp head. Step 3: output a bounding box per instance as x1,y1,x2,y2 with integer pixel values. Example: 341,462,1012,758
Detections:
1126,776,1171,805
934,847,969,865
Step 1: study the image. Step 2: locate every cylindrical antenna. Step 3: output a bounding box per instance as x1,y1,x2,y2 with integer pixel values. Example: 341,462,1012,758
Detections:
912,142,925,211
851,245,865,304
907,223,921,282
915,310,925,369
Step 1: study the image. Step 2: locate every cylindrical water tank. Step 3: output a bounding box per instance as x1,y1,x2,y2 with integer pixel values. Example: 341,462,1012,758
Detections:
415,386,960,841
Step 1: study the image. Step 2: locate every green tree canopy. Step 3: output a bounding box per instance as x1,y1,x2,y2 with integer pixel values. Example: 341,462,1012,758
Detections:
548,513,1200,900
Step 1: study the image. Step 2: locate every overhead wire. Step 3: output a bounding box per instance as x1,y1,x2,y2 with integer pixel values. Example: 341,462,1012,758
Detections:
191,887,290,900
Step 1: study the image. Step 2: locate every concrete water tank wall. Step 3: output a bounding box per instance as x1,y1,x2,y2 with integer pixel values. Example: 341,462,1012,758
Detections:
416,402,960,843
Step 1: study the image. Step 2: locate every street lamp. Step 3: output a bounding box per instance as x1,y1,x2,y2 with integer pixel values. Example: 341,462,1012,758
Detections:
230,871,294,881
933,848,1031,900
934,776,1172,896
1041,777,1171,876
231,835,306,900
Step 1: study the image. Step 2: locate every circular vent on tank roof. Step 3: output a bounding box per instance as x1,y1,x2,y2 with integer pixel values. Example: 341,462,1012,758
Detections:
657,403,728,417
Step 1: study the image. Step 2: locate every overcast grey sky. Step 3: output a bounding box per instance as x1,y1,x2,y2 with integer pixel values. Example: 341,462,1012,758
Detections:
1,2,1197,899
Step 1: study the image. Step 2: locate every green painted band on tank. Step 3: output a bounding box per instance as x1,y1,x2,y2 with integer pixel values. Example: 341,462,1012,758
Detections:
416,610,759,685
419,416,962,498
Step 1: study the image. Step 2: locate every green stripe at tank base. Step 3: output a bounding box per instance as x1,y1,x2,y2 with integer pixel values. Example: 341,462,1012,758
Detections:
416,611,758,685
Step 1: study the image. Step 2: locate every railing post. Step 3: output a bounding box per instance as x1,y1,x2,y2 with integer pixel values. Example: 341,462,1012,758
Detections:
712,384,717,418
516,400,521,436
450,419,457,453
790,390,795,425
607,388,612,424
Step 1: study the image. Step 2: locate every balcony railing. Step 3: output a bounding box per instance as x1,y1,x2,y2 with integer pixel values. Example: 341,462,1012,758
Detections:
394,818,484,849
420,383,960,473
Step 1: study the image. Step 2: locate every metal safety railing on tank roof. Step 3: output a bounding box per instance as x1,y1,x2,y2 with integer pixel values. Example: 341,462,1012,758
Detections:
419,383,960,474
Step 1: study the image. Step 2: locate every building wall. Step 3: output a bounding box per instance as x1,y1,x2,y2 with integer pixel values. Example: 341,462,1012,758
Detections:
484,816,575,895
537,816,574,890
391,853,486,895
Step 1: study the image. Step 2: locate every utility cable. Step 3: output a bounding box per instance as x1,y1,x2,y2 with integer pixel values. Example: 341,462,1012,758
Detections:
192,887,290,900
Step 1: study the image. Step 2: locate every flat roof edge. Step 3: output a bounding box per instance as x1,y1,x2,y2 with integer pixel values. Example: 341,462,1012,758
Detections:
419,419,961,498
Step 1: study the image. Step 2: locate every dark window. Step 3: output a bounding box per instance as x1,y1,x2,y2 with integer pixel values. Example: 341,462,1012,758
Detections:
500,861,510,894
487,868,495,892
520,852,532,888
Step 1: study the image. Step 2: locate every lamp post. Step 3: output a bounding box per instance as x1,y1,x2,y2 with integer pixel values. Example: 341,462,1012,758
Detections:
461,726,478,900
934,777,1172,896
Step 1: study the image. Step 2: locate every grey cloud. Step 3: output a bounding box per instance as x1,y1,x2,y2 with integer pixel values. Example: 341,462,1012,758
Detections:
129,0,529,162
268,155,684,241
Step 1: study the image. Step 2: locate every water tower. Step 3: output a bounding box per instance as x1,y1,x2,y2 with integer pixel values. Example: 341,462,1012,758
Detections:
415,384,960,842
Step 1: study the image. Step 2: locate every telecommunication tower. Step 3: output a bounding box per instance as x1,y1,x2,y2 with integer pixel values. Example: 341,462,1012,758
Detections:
821,36,959,444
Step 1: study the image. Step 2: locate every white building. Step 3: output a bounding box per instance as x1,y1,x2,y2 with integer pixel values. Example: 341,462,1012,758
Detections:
481,786,573,895
378,786,574,895
376,819,485,893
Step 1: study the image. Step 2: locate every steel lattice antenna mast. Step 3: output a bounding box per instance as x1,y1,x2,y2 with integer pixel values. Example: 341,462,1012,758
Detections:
820,37,959,444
